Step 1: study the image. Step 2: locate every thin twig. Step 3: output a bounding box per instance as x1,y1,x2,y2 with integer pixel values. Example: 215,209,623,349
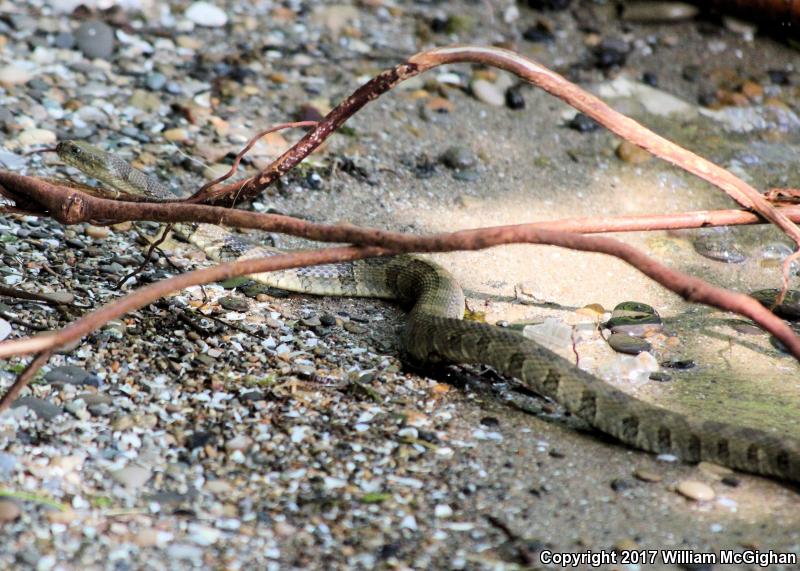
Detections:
1,227,799,366
0,351,52,413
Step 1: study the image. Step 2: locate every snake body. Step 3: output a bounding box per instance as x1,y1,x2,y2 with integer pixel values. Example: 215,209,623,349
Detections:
56,140,800,483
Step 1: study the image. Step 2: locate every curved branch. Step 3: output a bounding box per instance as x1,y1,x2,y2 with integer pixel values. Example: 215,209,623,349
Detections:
187,45,800,252
1,227,798,364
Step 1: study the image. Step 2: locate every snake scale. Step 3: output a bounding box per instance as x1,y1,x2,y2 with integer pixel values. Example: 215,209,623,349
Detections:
56,140,800,484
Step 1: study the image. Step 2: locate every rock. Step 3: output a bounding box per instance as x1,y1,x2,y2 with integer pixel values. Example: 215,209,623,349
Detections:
129,89,162,112
75,20,114,60
145,72,167,91
44,365,100,387
750,289,800,320
526,0,572,10
0,500,20,523
728,320,763,335
606,301,662,335
185,2,229,27
676,480,715,501
0,319,9,342
11,397,63,421
53,32,75,49
110,464,152,489
692,232,746,263
0,64,32,85
219,296,248,312
661,359,695,370
471,79,505,107
593,37,630,69
162,128,189,142
648,372,672,382
440,146,477,170
18,128,56,146
224,435,252,452
522,22,554,43
505,86,526,110
616,141,651,164
320,313,337,327
622,2,698,22
607,333,651,355
188,523,220,546
567,113,599,132
633,469,663,483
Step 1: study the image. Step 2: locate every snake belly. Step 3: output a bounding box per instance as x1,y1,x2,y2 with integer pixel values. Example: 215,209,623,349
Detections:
56,140,800,483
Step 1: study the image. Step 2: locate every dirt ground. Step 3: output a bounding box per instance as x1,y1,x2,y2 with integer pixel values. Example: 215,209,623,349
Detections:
3,1,800,569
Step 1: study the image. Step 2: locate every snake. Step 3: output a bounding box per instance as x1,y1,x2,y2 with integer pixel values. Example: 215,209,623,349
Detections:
56,139,800,484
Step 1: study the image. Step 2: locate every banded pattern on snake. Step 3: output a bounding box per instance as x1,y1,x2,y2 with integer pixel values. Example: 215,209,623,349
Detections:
56,140,800,484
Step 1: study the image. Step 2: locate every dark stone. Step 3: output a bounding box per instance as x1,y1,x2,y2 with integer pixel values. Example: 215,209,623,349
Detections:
607,333,651,355
606,301,662,335
649,372,672,382
11,397,63,421
320,313,337,327
185,430,214,449
767,69,791,85
306,172,323,190
522,23,554,43
642,71,658,87
567,113,599,133
682,65,700,83
75,20,115,60
44,365,100,387
610,478,635,492
661,359,695,370
750,289,800,320
218,296,249,312
525,0,572,11
53,32,76,49
593,37,630,69
480,416,499,427
721,475,740,487
505,86,526,110
440,146,477,170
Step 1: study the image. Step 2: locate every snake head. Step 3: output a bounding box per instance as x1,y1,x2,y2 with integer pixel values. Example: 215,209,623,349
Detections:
55,140,109,174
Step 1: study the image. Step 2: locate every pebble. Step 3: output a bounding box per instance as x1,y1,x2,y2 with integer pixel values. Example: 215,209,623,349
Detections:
607,333,651,355
728,320,763,335
621,2,698,22
522,23,554,43
0,64,32,85
53,32,75,49
616,140,651,164
606,301,662,335
471,79,505,107
440,146,477,170
219,296,248,312
44,365,100,387
75,20,114,60
320,313,337,327
676,480,715,501
593,37,630,69
163,128,189,142
18,128,56,146
0,500,20,523
505,86,525,110
750,289,800,320
633,469,663,483
0,319,10,342
145,72,167,91
185,2,229,27
110,464,152,489
567,113,599,132
648,371,671,382
11,397,63,421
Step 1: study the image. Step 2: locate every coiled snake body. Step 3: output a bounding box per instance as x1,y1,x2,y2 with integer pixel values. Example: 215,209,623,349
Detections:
57,140,800,484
